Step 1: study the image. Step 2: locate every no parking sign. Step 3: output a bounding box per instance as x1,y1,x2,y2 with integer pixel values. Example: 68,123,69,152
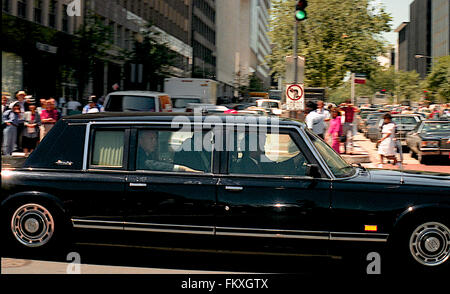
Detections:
286,84,304,110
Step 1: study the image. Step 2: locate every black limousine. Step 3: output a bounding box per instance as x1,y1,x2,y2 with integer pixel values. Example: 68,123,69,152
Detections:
2,113,449,272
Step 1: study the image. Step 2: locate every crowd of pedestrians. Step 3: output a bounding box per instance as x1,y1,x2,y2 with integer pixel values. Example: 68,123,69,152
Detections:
2,91,105,156
305,99,360,155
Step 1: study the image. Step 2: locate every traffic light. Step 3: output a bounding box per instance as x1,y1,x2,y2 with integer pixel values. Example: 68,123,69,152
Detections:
295,0,308,21
380,89,386,94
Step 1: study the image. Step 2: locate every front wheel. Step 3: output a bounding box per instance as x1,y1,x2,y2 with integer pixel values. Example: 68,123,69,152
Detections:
390,220,450,273
408,222,450,268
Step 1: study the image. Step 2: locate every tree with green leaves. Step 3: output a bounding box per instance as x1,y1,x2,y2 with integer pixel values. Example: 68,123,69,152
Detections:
426,56,450,103
269,0,391,89
122,24,175,91
72,11,113,99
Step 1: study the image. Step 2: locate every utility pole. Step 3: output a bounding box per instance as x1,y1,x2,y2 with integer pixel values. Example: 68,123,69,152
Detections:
351,72,355,105
293,20,298,85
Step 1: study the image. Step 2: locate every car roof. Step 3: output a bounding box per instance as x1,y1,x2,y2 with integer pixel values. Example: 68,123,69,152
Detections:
106,91,169,96
62,112,304,127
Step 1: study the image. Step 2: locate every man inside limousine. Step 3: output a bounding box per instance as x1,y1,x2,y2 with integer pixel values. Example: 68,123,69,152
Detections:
137,130,200,173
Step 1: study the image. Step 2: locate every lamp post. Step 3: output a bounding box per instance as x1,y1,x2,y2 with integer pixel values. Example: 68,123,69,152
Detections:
414,54,433,78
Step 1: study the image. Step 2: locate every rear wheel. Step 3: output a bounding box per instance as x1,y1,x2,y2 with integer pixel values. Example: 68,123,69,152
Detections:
5,201,69,252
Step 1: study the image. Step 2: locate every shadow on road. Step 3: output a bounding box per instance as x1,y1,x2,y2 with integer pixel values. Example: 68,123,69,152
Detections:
3,242,378,277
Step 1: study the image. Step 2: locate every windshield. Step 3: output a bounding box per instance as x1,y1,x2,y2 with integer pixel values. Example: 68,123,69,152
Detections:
306,129,355,178
172,98,201,108
392,116,418,125
422,122,450,133
106,95,156,112
261,102,280,109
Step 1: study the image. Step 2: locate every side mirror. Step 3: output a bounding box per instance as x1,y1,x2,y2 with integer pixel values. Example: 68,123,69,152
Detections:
306,164,321,178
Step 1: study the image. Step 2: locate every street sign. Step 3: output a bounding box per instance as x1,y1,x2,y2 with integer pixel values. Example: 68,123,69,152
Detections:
286,84,304,110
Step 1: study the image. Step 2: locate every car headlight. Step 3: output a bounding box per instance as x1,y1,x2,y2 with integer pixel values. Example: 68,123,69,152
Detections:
421,141,439,148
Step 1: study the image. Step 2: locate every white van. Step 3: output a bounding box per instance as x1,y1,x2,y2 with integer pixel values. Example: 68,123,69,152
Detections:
104,91,172,113
164,78,218,112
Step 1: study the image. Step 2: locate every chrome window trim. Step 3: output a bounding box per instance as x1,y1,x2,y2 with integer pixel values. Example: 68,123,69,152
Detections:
81,121,335,180
72,219,388,243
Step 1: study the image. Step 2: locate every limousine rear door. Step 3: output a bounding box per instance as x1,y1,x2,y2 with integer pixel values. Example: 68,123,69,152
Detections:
124,126,218,237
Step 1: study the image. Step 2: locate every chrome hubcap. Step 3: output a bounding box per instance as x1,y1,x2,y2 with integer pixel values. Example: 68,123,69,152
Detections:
11,204,55,247
409,222,450,267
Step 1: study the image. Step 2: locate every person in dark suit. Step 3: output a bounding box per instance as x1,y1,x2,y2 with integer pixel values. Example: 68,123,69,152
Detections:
136,130,199,172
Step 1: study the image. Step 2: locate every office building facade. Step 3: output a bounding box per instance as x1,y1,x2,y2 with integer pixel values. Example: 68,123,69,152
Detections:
191,0,216,79
216,0,271,99
431,0,450,59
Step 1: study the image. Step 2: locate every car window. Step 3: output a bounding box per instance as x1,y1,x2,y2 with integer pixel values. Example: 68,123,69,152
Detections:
136,129,212,173
392,116,418,125
306,129,355,178
106,95,156,112
91,130,125,168
422,122,450,133
228,131,308,176
172,98,201,108
261,102,280,109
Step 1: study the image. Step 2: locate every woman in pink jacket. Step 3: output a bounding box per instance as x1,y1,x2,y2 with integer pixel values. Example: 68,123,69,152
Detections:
326,108,343,153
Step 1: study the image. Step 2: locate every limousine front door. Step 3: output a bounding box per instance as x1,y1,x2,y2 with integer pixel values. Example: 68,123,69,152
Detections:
215,129,331,253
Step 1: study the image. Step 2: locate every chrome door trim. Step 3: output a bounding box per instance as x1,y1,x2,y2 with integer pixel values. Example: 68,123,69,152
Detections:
72,219,388,243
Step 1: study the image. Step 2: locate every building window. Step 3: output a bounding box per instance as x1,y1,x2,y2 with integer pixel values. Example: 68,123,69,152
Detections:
17,0,27,18
62,4,69,32
49,0,57,28
34,0,43,24
2,0,11,13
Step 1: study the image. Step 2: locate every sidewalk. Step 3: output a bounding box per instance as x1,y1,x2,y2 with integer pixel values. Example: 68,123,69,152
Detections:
347,133,450,173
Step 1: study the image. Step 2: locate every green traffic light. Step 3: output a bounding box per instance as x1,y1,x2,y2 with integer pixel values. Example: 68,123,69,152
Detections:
295,10,307,21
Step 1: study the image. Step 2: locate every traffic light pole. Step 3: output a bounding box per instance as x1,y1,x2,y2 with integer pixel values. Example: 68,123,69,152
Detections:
293,20,298,85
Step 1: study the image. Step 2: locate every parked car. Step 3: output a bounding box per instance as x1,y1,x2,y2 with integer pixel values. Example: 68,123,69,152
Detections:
367,114,422,144
392,115,424,146
2,113,450,272
357,109,380,132
256,99,282,116
364,112,388,139
103,91,173,113
406,120,450,164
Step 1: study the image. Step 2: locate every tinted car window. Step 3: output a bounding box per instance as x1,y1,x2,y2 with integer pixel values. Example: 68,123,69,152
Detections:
229,131,308,176
24,122,85,170
91,130,125,168
106,95,156,112
136,129,212,173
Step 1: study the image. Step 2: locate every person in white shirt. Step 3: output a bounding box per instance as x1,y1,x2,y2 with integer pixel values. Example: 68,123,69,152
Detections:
305,101,330,139
377,113,398,167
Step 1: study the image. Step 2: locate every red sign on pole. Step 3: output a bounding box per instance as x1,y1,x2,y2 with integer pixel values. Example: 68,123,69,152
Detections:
286,84,304,110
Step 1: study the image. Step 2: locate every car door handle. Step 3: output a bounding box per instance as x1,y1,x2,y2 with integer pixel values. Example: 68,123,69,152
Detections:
129,183,147,187
225,186,243,192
